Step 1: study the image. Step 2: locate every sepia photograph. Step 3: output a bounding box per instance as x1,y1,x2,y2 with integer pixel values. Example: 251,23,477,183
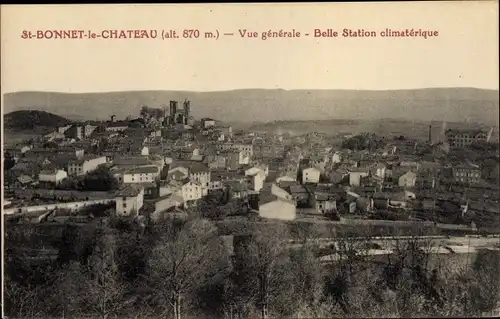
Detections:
1,2,499,318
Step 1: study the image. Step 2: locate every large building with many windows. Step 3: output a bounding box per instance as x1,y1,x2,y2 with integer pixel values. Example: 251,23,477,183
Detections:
452,162,481,184
445,128,488,148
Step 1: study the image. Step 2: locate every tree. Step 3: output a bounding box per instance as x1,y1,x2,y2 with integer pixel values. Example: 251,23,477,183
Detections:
287,237,325,317
83,166,119,191
231,224,291,319
80,229,128,319
145,217,230,319
4,156,16,170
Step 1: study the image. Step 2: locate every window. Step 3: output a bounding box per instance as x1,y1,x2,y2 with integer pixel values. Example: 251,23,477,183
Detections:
123,203,127,208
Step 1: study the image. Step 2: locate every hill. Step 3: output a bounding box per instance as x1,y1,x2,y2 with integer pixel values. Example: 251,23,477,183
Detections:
3,88,499,125
4,110,70,130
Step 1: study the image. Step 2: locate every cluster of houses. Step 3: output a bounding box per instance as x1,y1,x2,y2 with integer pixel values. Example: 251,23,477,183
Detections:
4,102,499,225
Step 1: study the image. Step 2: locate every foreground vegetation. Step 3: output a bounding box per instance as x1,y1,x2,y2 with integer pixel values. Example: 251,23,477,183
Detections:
4,215,500,319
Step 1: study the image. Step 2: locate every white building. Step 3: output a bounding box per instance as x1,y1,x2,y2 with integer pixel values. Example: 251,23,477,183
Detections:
38,169,68,185
67,156,107,176
84,124,98,137
159,179,203,207
258,192,296,221
302,167,321,184
189,165,211,195
167,167,189,181
398,171,417,188
115,184,144,216
373,163,386,179
141,146,149,156
349,169,370,187
122,165,159,184
58,125,72,134
246,164,269,178
246,170,265,192
180,180,203,204
331,152,342,164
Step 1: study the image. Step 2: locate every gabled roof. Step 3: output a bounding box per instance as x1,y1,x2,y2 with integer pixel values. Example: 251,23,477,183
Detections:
190,163,210,174
289,185,308,194
116,184,144,197
259,191,295,206
126,166,159,174
303,166,321,173
17,175,34,184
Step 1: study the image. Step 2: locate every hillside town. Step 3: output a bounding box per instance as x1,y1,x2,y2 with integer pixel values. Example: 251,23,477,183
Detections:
4,100,500,319
3,100,500,231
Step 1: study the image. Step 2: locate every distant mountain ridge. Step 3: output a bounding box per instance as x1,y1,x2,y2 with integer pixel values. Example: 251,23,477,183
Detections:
3,88,499,125
4,110,70,130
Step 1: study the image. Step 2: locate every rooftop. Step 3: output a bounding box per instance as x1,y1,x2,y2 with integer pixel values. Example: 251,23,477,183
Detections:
126,165,159,174
116,184,144,197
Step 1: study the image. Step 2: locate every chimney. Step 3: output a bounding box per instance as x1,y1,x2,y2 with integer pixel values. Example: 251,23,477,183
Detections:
111,115,116,122
428,125,432,142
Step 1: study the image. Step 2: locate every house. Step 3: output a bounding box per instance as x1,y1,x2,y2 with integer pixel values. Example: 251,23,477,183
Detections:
349,168,370,187
207,153,227,170
149,193,185,222
302,167,321,184
388,191,416,209
180,180,204,207
245,170,266,192
113,156,150,168
121,165,159,184
57,147,85,159
67,156,107,176
225,181,249,200
38,169,68,186
143,182,160,199
209,173,224,192
398,170,417,188
216,142,253,158
445,128,488,148
289,185,310,207
16,175,35,188
189,163,211,195
168,166,190,181
380,145,397,156
453,162,481,184
373,163,386,179
140,146,149,156
312,194,337,214
223,150,241,171
245,165,269,178
329,171,348,184
331,152,342,164
159,179,203,207
219,125,233,139
276,174,296,183
84,124,98,137
342,194,358,214
399,160,420,171
371,192,389,210
115,184,145,216
106,121,129,132
58,125,72,134
258,191,296,221
201,118,216,129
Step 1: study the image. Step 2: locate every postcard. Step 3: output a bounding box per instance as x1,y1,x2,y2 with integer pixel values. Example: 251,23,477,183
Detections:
2,2,499,319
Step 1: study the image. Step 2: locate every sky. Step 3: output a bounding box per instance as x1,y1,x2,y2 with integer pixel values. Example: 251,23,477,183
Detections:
1,2,499,93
